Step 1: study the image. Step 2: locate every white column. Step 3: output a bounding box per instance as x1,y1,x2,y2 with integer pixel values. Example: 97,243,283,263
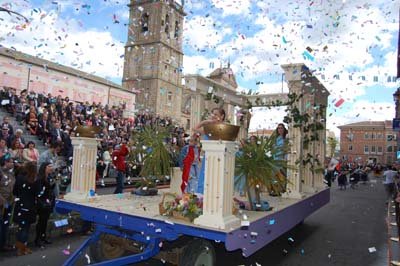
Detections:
194,140,240,229
64,137,98,201
170,167,182,195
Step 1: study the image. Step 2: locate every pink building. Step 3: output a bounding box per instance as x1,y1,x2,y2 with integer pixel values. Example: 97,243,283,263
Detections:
0,47,135,112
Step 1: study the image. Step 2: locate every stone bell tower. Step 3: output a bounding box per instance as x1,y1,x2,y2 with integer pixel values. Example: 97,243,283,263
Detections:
122,0,185,120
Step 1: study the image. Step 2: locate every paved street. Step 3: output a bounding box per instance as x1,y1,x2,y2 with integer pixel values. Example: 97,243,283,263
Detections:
0,176,388,266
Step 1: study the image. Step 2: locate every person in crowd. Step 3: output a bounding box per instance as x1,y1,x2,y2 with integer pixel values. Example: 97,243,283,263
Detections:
0,127,12,148
38,141,61,166
23,141,40,163
179,136,200,193
62,129,73,163
2,116,14,136
112,141,129,194
50,120,63,144
10,128,26,147
9,139,24,165
15,97,27,124
193,107,226,195
0,153,16,252
39,141,62,197
338,164,349,190
102,145,113,179
37,111,51,145
13,161,37,256
27,106,39,135
383,165,398,204
0,138,8,158
37,101,46,117
34,162,56,247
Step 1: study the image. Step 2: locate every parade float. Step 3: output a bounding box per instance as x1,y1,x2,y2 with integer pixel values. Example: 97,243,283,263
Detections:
56,63,331,266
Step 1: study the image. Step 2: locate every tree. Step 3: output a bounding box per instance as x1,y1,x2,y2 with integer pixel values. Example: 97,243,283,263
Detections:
327,137,338,158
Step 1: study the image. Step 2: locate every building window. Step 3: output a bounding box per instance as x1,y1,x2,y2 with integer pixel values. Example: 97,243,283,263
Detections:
186,119,190,130
388,155,393,164
174,20,179,38
387,134,394,141
387,145,393,152
141,13,149,32
395,146,398,152
364,132,369,139
364,145,369,154
348,145,353,151
164,14,170,34
378,146,383,153
371,133,375,139
371,146,376,153
167,91,173,102
377,133,382,139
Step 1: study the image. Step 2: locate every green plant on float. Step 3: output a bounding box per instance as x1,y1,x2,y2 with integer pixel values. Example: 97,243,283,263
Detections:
129,125,173,188
234,135,289,210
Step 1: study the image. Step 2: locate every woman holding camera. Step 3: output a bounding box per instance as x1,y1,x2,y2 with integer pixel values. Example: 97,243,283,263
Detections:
13,161,37,255
34,162,56,247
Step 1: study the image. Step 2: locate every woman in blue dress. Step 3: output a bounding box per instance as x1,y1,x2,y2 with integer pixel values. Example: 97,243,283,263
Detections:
193,107,226,195
271,123,288,195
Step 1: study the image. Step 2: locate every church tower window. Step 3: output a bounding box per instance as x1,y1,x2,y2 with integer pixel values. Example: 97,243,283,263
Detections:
174,21,179,38
141,13,149,32
165,14,170,35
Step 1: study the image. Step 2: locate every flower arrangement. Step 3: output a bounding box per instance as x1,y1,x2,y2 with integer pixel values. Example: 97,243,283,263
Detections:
160,193,203,222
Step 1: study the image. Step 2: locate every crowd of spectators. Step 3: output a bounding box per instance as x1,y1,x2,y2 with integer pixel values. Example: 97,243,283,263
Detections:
0,86,188,179
0,86,189,255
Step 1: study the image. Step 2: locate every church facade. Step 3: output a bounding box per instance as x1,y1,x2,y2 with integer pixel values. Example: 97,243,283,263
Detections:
122,0,247,137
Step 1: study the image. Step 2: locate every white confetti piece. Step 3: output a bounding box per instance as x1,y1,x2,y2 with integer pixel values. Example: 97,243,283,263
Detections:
368,247,376,253
85,253,91,264
241,220,250,227
165,220,174,225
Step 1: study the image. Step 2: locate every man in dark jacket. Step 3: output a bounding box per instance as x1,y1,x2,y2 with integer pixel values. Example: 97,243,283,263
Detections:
112,142,129,194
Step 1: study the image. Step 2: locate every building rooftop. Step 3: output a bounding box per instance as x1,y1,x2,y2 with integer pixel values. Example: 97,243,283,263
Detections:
207,65,238,89
0,47,124,90
337,120,392,129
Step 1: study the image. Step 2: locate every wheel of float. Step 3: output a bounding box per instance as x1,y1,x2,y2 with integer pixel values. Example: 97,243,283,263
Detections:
90,234,127,262
180,239,216,266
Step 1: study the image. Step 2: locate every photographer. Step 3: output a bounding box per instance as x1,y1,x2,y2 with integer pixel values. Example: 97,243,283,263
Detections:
0,153,15,252
38,142,62,197
34,162,56,247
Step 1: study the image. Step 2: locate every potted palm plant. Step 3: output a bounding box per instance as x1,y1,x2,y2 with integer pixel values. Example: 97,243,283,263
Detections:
234,135,288,211
129,125,173,195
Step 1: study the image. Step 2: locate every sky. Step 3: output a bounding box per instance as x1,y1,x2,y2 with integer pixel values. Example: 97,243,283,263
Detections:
0,0,399,137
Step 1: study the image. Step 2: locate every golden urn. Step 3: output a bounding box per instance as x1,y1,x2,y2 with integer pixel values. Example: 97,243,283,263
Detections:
74,126,102,138
203,123,240,141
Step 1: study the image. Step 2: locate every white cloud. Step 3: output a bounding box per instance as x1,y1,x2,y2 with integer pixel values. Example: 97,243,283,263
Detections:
258,81,289,94
183,55,216,76
211,0,251,17
249,106,287,131
0,7,124,80
329,100,394,137
184,15,227,50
